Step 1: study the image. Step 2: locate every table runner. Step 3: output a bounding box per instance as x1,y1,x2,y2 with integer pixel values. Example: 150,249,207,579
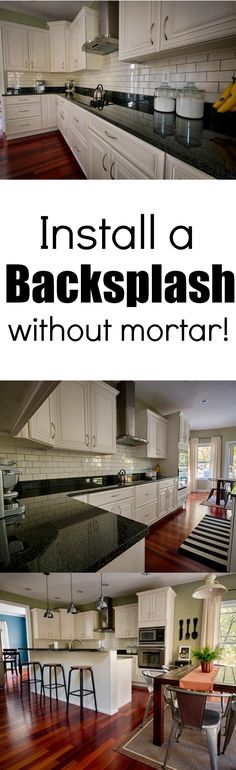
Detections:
179,665,220,692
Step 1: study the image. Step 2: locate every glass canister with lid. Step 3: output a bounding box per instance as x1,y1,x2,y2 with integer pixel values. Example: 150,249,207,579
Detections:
154,82,176,113
176,82,205,119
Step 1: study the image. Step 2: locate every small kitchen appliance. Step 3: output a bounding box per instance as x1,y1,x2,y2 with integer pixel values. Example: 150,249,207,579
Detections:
65,79,75,94
139,627,165,644
0,460,25,521
138,645,165,669
35,80,45,93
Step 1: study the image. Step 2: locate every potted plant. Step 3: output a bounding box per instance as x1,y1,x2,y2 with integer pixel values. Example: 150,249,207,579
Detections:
193,645,221,673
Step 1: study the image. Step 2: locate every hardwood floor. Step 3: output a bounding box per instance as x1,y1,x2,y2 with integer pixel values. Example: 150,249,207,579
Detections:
0,121,86,179
145,492,230,572
0,677,148,770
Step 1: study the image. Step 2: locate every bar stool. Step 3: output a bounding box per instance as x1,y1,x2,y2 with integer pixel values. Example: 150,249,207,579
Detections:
66,666,97,716
3,649,21,676
20,661,43,698
40,663,67,704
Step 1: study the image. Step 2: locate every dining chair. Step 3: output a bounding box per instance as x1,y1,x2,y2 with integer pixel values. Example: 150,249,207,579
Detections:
222,696,236,754
162,686,222,770
142,671,178,727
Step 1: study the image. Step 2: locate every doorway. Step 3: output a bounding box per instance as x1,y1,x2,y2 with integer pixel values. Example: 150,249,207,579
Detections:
0,602,31,664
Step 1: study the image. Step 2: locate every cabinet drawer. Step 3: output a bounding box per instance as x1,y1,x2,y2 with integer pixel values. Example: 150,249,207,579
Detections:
158,478,176,489
88,113,164,178
135,483,158,507
70,105,87,141
6,102,41,119
4,95,41,106
6,116,41,135
135,500,157,525
70,127,88,176
88,486,133,508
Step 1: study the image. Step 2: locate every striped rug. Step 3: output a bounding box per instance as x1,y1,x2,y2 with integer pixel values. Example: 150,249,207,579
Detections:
178,514,231,570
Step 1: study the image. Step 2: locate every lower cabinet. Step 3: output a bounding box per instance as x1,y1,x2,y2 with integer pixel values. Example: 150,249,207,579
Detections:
41,94,56,129
165,154,213,179
157,480,177,520
87,115,165,180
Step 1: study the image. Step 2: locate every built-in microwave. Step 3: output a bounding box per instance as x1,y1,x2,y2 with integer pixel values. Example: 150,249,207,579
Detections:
138,645,165,669
139,626,165,645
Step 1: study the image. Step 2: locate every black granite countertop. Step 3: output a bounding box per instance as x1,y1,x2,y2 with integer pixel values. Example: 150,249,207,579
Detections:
17,473,176,499
58,92,236,179
18,647,107,653
0,494,148,572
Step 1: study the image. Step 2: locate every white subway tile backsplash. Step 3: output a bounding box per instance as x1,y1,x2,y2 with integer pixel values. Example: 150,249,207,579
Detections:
6,44,236,100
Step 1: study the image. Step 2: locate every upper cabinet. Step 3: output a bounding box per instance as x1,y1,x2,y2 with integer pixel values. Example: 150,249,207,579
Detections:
3,24,50,71
48,21,70,72
74,610,98,640
119,1,161,60
68,7,102,71
26,381,118,454
160,1,236,51
3,24,28,70
137,586,176,627
31,609,60,640
135,409,167,459
179,412,190,447
114,604,138,639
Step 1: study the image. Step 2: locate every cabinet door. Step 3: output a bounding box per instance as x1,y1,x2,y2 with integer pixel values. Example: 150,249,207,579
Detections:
49,24,68,72
41,95,56,129
159,488,168,518
148,414,158,457
168,485,177,513
28,30,50,71
151,592,167,621
88,131,109,179
59,610,75,640
3,25,28,70
110,149,150,180
138,594,153,624
28,394,56,446
165,154,213,180
135,501,157,525
116,498,134,520
157,419,167,458
90,382,116,453
55,382,90,450
160,1,236,50
115,605,138,638
74,612,95,640
119,1,160,60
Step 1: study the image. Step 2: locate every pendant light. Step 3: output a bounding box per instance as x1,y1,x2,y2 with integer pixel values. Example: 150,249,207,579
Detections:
192,573,227,599
43,573,54,618
67,573,77,615
96,573,107,611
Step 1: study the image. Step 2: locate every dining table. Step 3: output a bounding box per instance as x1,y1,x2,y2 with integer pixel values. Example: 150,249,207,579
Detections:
153,664,236,746
208,478,235,506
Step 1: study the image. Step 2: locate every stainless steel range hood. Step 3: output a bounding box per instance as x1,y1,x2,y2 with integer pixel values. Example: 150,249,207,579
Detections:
96,597,114,632
82,1,119,55
116,382,148,447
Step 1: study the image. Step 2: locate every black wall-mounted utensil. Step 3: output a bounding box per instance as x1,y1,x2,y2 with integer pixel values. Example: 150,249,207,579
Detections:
192,618,199,639
185,618,190,639
179,619,183,641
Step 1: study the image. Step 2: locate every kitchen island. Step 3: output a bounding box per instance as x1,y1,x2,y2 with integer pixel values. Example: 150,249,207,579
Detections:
19,647,132,715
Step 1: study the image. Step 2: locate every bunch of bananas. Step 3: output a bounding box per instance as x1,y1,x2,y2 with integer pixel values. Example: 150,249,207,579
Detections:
213,77,236,112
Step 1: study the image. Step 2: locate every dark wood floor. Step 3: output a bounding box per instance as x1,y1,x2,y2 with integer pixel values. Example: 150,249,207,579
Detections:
145,492,229,572
0,677,148,770
0,118,86,179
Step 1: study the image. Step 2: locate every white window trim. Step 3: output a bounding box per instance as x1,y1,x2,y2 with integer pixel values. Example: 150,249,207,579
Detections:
224,441,236,477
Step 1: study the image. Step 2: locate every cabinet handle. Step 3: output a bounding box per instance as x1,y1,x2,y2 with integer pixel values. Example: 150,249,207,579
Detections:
31,60,34,68
102,152,108,172
74,144,80,152
86,433,89,446
51,422,56,440
93,435,96,448
20,123,31,127
60,112,64,119
74,117,80,123
105,130,117,140
25,61,28,69
19,109,30,113
164,15,169,41
110,160,115,179
150,21,155,45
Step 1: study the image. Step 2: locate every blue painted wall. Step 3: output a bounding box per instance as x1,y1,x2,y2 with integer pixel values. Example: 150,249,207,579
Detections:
0,614,28,664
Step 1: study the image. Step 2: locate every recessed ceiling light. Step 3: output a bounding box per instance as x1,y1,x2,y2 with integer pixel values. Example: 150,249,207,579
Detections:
54,596,61,600
76,590,84,594
24,587,32,591
200,399,208,404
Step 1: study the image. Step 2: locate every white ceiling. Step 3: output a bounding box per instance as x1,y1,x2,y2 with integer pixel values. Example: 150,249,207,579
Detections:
0,1,94,22
133,381,236,430
0,572,211,605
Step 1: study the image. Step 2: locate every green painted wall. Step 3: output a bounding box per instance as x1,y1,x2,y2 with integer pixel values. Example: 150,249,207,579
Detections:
0,8,47,28
190,426,236,491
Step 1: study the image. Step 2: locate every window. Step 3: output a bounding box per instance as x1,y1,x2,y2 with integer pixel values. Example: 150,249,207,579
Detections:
219,600,236,664
224,441,236,479
197,443,211,480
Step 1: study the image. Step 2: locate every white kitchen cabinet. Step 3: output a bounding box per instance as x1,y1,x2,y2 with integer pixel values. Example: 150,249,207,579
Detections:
3,24,28,70
179,412,190,446
3,94,42,139
137,586,175,626
135,500,157,525
31,609,60,640
41,94,56,129
157,478,178,520
135,482,158,525
160,1,236,52
88,487,135,520
90,382,117,454
28,392,56,446
109,149,152,180
68,7,102,71
88,131,110,179
114,604,138,639
74,611,97,640
56,96,69,141
28,29,50,71
119,1,161,60
48,21,70,72
103,539,145,572
135,410,167,459
59,609,75,640
54,381,90,451
88,114,165,180
165,154,213,180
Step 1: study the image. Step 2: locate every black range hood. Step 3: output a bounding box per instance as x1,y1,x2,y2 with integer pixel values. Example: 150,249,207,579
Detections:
116,381,148,447
96,597,114,632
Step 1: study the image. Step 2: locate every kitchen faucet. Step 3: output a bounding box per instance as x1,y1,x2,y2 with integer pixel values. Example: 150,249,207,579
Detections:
68,639,83,650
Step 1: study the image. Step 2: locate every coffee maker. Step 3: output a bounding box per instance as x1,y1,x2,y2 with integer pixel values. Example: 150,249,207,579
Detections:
0,460,25,521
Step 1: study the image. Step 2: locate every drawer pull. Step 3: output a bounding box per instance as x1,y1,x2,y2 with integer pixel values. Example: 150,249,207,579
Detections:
74,145,80,153
150,21,155,45
31,60,34,68
86,433,89,446
74,118,80,123
110,160,115,179
60,112,64,119
51,422,56,440
25,61,28,68
102,152,108,172
105,130,117,140
19,109,30,113
93,435,96,448
164,15,169,41
20,123,31,127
